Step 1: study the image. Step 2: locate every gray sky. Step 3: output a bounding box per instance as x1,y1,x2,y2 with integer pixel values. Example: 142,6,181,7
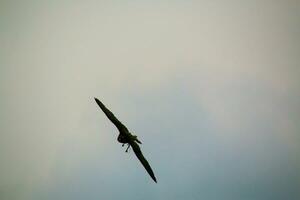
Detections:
1,1,300,199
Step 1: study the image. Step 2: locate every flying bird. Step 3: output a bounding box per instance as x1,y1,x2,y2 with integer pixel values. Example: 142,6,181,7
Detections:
94,98,157,183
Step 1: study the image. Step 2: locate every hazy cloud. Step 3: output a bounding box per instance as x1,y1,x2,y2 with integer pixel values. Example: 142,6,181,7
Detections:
1,1,299,199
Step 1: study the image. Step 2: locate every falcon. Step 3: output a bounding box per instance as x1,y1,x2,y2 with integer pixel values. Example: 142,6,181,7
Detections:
94,98,157,183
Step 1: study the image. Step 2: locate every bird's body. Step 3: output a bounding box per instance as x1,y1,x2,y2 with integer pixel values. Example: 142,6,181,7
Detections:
94,98,157,183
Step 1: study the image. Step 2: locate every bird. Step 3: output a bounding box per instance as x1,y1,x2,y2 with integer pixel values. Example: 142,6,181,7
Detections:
94,98,157,183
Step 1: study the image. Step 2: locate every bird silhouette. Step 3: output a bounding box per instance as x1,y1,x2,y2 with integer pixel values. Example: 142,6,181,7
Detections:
94,98,157,183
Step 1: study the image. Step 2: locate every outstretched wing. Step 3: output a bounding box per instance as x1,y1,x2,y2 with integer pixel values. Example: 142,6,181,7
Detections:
94,98,128,132
130,141,157,183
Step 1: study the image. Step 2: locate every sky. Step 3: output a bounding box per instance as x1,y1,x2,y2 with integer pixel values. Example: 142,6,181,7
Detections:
1,1,300,199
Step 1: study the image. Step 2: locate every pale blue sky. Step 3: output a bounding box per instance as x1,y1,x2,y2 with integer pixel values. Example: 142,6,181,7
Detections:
1,1,299,199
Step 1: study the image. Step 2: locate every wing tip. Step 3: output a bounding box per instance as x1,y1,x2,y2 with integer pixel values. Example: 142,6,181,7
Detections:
151,173,157,183
153,177,157,183
94,97,101,105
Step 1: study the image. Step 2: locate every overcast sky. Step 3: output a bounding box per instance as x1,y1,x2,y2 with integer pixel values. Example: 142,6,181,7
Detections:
1,1,300,199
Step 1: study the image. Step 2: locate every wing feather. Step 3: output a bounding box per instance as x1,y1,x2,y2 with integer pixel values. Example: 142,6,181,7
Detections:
131,141,157,183
94,98,128,132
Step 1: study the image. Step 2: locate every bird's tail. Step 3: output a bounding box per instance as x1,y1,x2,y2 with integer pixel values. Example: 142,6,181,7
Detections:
132,135,142,144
